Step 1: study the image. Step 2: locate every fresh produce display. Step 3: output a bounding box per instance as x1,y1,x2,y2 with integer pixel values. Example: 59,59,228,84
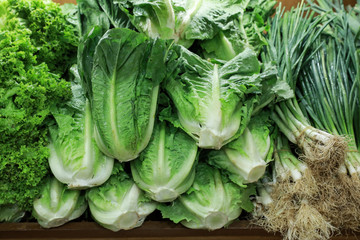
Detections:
296,0,360,230
48,66,114,189
162,45,280,150
0,0,76,213
0,205,25,223
86,164,157,231
158,162,256,230
86,28,168,162
32,176,87,228
207,111,273,185
116,0,244,48
253,1,360,239
1,0,360,239
253,135,333,240
131,121,198,202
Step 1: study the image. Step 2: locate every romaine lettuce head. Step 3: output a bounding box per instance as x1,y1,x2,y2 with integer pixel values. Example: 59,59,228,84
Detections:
131,120,198,202
60,3,79,34
115,0,243,48
77,0,133,37
200,0,276,60
0,205,25,223
0,0,74,211
48,66,114,189
207,112,273,185
163,45,272,149
32,177,87,228
78,25,105,103
158,162,256,230
116,0,178,40
87,164,157,231
89,28,168,161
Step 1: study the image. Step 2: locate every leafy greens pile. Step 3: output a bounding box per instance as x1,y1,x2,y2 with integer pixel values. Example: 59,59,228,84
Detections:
2,0,360,239
0,0,77,211
73,0,283,230
253,1,360,239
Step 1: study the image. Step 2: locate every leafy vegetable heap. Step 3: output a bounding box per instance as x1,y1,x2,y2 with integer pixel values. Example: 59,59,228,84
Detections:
5,0,360,239
8,0,78,76
73,0,288,231
253,1,360,239
0,0,77,211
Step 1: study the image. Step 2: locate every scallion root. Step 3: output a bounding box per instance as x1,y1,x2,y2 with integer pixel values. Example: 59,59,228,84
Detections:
301,134,347,177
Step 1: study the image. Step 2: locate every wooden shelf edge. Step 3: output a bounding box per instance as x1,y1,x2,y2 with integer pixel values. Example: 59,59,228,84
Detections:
1,221,360,239
0,221,279,239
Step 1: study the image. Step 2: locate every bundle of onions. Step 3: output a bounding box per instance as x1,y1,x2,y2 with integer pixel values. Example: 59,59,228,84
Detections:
264,2,347,171
253,135,335,240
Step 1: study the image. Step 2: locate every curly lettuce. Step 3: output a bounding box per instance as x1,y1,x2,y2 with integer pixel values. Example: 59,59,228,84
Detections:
0,0,77,211
7,0,78,76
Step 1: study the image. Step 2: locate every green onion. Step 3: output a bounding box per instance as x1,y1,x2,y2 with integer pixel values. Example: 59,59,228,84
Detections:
296,0,360,231
264,1,346,172
253,134,335,240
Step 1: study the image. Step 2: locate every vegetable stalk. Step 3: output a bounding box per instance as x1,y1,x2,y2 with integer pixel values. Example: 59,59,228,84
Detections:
264,2,347,171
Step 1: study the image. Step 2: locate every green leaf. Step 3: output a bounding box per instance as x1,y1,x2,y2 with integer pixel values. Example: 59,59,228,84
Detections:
117,0,244,48
207,112,272,185
32,177,87,228
201,0,276,60
116,0,177,40
90,28,167,161
98,0,133,29
86,164,157,231
158,163,250,230
164,46,264,149
0,205,25,223
77,0,110,36
49,66,114,189
131,121,198,202
78,26,105,103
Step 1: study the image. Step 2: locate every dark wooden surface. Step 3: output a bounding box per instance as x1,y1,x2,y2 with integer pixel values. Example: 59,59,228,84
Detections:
0,220,359,240
0,221,280,239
